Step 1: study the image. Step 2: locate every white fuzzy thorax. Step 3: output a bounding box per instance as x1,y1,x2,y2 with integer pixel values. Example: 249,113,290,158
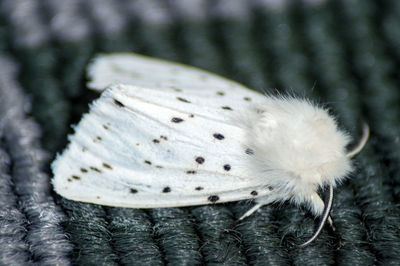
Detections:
245,97,352,215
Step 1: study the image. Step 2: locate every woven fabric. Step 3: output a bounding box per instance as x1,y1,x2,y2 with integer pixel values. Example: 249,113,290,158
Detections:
0,0,399,265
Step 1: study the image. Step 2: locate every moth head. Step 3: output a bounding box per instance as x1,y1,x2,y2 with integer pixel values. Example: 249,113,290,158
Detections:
250,97,353,200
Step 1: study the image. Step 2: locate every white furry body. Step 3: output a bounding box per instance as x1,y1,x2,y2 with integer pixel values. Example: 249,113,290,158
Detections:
52,53,352,217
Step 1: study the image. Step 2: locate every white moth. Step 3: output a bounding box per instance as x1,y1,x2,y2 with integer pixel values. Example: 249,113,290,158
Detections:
52,53,369,246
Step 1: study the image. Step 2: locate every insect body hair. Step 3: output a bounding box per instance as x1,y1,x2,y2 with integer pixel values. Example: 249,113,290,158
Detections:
243,96,352,215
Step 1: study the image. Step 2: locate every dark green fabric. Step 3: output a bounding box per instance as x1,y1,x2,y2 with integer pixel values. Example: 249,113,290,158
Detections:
0,1,399,265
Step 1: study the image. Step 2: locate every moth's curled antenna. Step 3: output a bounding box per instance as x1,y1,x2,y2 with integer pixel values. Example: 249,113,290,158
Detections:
298,184,334,248
347,122,369,158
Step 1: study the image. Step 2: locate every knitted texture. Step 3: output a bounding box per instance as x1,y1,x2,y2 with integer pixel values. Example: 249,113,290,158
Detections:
0,0,399,265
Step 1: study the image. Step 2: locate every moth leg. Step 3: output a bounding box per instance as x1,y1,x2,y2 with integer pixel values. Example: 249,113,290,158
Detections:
237,195,275,221
311,191,334,229
238,203,264,221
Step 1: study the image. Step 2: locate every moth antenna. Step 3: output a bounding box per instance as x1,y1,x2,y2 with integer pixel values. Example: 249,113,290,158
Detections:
347,122,369,158
238,203,264,221
298,184,333,248
316,193,335,230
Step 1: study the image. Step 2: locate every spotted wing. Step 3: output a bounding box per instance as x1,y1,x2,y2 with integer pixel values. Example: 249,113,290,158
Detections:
52,84,272,208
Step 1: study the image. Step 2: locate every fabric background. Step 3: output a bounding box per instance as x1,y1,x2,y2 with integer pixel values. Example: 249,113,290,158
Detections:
0,0,399,265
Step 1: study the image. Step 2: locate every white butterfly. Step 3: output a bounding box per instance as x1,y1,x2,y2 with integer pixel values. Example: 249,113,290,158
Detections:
52,53,369,246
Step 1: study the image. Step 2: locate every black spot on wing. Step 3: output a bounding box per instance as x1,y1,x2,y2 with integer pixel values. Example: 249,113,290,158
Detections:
177,97,191,103
153,139,160,143
268,186,274,191
216,91,225,96
251,191,258,196
90,166,102,173
171,117,184,123
72,175,81,180
208,195,219,203
195,186,204,191
160,135,168,140
102,163,112,169
114,99,125,107
213,133,224,140
186,170,196,174
162,187,171,193
103,125,109,130
96,136,102,141
80,168,88,173
223,164,231,171
144,160,152,165
130,188,138,194
221,106,233,111
245,148,254,155
195,157,205,164
243,97,251,101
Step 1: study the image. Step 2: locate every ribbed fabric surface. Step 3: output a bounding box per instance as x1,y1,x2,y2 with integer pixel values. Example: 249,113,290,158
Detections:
0,0,399,265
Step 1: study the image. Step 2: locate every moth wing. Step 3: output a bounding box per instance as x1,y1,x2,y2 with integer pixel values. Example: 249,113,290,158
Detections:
87,52,263,103
52,84,272,208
